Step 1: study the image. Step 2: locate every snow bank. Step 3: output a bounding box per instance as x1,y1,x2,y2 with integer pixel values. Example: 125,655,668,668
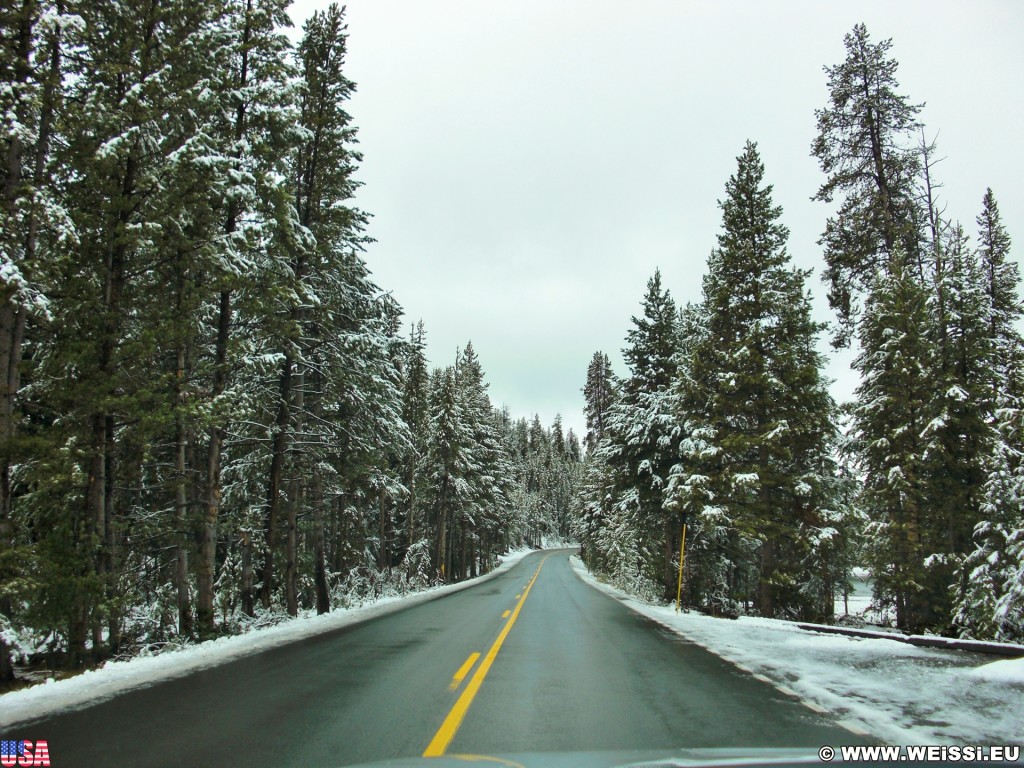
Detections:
569,557,1024,745
0,547,537,727
968,657,1024,685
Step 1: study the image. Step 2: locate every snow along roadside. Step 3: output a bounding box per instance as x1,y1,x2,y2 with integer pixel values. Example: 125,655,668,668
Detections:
0,547,538,727
568,556,1024,745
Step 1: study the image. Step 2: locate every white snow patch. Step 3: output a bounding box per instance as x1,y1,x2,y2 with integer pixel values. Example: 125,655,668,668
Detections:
569,556,1024,744
0,547,537,727
967,657,1024,685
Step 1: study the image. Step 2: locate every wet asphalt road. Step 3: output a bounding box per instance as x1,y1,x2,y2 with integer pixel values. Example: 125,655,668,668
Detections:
6,549,867,767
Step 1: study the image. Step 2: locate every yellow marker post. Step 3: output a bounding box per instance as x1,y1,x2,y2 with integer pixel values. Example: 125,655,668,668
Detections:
675,522,687,614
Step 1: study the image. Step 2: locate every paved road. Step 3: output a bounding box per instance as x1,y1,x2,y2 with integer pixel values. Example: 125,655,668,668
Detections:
7,550,866,767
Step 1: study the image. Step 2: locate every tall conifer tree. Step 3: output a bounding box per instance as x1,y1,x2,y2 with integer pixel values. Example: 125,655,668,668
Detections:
670,142,838,619
812,23,923,343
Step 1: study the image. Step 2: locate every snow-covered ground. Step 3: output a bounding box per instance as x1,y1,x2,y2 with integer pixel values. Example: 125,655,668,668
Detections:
0,547,536,727
570,557,1024,745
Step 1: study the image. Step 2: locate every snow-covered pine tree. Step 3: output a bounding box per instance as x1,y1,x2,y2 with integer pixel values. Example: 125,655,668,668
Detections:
850,251,933,632
952,190,1024,640
954,402,1024,641
577,352,617,565
566,429,582,463
257,2,382,613
26,0,245,658
583,351,615,454
401,321,431,568
602,270,681,598
547,415,580,542
976,189,1022,396
453,342,512,577
196,0,299,635
0,0,71,681
574,446,613,571
920,223,995,631
664,299,731,611
812,23,924,345
524,414,553,546
669,142,839,620
426,365,474,581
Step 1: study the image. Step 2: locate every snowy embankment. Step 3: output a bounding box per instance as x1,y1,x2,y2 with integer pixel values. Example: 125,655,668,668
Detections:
569,557,1024,745
0,547,536,727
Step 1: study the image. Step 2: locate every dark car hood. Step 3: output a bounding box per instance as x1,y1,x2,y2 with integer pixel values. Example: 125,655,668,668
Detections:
341,749,826,768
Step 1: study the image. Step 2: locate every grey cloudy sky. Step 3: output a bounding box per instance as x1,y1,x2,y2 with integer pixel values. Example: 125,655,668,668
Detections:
290,0,1024,439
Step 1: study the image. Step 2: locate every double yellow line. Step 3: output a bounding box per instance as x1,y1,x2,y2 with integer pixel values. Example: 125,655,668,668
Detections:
423,556,549,757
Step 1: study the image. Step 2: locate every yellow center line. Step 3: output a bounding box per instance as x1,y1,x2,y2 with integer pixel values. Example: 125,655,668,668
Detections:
448,652,481,691
501,609,510,619
423,555,549,757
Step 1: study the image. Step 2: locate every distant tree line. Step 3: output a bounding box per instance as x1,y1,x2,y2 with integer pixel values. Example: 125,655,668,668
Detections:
575,24,1024,643
0,1,580,679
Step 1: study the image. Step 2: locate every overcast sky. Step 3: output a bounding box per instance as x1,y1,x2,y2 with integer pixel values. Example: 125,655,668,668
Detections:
289,0,1024,440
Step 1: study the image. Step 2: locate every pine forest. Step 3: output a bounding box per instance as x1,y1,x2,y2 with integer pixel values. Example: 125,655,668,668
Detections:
1,4,1022,690
575,25,1024,644
0,1,580,681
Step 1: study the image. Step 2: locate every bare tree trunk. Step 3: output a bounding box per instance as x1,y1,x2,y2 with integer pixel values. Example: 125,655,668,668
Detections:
759,539,776,618
435,485,447,581
285,473,301,616
174,342,192,637
261,354,292,608
0,303,24,680
407,461,416,548
240,529,254,617
81,412,106,664
378,489,390,571
663,520,675,602
459,526,468,581
284,363,303,617
99,413,117,658
198,291,230,633
312,477,329,614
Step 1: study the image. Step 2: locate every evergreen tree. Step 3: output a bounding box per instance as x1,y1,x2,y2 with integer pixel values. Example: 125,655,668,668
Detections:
602,270,681,598
401,321,430,564
453,342,511,577
196,0,298,636
976,189,1022,395
0,0,68,681
921,223,994,630
668,142,839,619
812,23,923,343
952,190,1024,640
30,0,240,659
953,402,1024,641
0,0,533,677
426,366,472,581
850,252,933,632
582,351,615,454
258,2,371,613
